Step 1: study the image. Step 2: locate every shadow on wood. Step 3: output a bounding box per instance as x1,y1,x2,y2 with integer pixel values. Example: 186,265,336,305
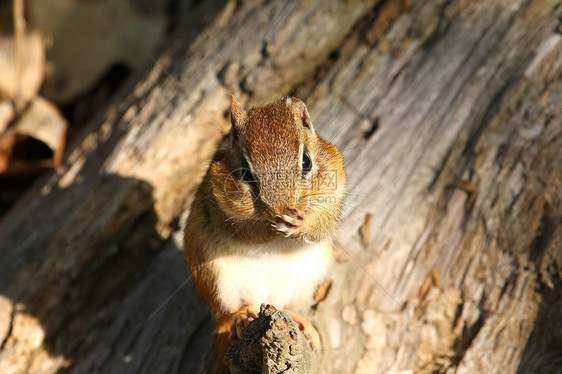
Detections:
0,0,561,373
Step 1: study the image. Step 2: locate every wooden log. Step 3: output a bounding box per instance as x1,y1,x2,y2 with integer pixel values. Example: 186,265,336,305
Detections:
224,304,315,374
0,0,560,373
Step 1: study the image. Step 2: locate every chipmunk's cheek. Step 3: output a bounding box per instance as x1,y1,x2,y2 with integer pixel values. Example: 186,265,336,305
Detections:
210,163,256,218
223,179,256,218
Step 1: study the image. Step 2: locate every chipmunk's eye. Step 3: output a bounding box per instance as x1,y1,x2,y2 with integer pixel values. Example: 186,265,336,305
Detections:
302,147,312,176
239,157,255,183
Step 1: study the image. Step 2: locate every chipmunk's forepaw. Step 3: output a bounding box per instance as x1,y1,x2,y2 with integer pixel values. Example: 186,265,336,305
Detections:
272,208,305,241
291,312,321,353
230,304,259,341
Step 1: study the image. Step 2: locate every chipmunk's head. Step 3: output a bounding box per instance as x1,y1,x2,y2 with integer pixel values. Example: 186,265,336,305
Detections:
210,96,345,241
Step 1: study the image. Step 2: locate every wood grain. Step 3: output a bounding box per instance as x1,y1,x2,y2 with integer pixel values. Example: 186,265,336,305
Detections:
0,0,560,372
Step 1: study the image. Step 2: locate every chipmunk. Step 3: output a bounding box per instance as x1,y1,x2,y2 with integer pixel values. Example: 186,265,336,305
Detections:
184,96,345,372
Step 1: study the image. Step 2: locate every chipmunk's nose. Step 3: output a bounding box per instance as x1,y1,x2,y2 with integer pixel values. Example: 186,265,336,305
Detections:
259,172,297,217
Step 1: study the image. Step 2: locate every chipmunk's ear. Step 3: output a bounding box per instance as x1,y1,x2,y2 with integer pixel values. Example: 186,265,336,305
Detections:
289,97,315,133
231,95,247,130
230,95,247,147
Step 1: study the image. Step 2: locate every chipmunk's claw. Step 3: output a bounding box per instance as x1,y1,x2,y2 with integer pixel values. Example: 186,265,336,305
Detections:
230,304,259,341
273,208,305,241
291,312,321,354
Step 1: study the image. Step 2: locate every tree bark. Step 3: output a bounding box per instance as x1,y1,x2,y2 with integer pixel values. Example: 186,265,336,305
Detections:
224,304,316,374
0,0,561,373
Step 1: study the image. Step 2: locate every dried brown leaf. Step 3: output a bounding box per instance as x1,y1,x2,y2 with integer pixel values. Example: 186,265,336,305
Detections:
30,0,166,103
0,32,45,104
314,279,332,304
0,100,15,133
9,97,67,169
359,212,372,248
0,132,17,173
456,180,478,193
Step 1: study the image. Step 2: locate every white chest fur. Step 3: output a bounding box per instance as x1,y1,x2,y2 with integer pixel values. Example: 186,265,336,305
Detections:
212,240,331,313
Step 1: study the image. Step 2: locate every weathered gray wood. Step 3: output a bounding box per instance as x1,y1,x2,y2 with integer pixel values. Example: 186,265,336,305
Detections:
224,304,315,374
0,0,561,373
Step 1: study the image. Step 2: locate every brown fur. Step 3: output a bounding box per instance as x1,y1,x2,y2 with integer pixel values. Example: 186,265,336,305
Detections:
184,96,345,373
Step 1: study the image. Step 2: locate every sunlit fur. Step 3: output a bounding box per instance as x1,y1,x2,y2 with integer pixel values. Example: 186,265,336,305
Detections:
184,96,345,371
